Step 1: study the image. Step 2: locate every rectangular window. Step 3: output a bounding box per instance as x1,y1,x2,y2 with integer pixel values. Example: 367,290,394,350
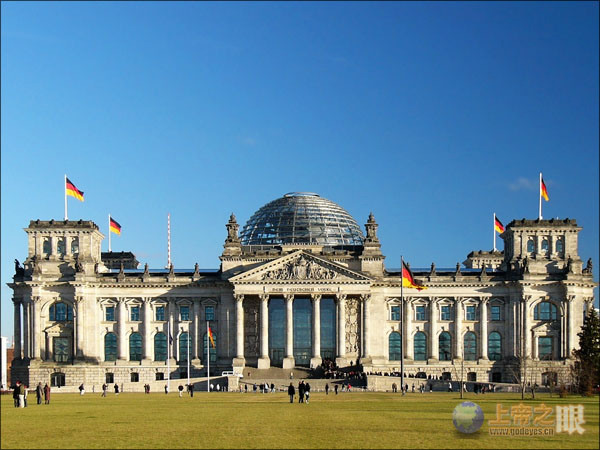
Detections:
538,336,553,360
105,373,114,384
156,306,165,321
441,305,451,321
391,306,400,321
205,306,215,321
466,305,476,321
105,306,115,322
53,337,70,362
130,306,140,322
180,306,190,321
415,305,426,321
490,305,501,321
130,373,139,382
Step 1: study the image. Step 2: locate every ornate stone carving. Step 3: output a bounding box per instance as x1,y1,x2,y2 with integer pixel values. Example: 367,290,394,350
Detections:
243,297,259,357
345,297,361,354
234,294,244,304
262,255,338,280
583,258,593,274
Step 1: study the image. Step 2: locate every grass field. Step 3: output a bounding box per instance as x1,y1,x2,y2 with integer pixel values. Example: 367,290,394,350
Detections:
1,391,598,449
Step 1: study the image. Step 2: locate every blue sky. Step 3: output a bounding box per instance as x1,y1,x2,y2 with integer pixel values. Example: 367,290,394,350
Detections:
1,1,598,342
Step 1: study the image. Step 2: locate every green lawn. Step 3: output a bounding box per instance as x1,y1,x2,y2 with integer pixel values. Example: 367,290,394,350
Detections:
1,391,598,449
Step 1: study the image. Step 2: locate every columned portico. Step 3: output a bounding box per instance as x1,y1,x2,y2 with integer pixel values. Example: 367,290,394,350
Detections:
283,294,295,369
479,298,488,360
336,293,347,366
361,294,372,363
13,298,21,360
117,299,127,360
258,294,270,369
233,294,245,368
310,294,322,368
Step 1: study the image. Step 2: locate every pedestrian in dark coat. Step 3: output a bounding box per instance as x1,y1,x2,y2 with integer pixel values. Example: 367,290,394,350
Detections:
325,383,329,395
304,382,311,403
43,383,51,404
12,382,19,407
334,384,338,395
36,383,43,404
298,381,305,403
287,383,295,403
114,383,119,395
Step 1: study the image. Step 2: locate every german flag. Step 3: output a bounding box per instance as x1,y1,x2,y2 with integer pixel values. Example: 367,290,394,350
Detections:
402,260,427,291
541,177,549,201
109,217,122,235
66,178,84,202
494,216,505,233
208,326,216,348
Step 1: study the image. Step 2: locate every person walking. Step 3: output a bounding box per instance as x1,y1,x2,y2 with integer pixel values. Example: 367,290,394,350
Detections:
189,383,194,397
298,381,304,403
304,382,311,404
44,383,51,404
13,381,20,407
36,383,43,405
178,384,184,397
114,383,119,395
334,384,338,395
287,382,295,403
23,385,28,407
79,383,85,396
102,383,107,397
325,383,329,395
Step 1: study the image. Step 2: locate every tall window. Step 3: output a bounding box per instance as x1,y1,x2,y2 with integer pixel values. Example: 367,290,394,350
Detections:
389,332,402,361
129,333,142,361
463,332,477,361
489,332,502,361
71,237,79,255
179,332,190,362
130,306,140,321
155,306,165,321
415,305,426,321
104,333,117,361
49,302,73,322
527,239,535,253
538,336,553,360
534,302,558,321
556,238,564,253
53,337,70,362
466,305,476,321
43,237,52,255
180,306,190,321
154,333,167,361
439,331,452,361
541,238,549,254
414,332,427,361
203,332,217,363
205,306,215,321
441,305,451,321
490,305,501,321
57,237,66,256
105,306,115,322
390,306,400,321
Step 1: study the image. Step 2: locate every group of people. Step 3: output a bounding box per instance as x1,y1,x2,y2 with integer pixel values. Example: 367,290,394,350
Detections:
12,381,50,407
287,380,311,403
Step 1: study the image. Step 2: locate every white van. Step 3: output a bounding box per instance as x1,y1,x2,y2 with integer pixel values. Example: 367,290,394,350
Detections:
221,371,243,378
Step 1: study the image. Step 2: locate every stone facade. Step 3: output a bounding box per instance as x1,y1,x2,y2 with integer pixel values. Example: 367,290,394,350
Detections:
8,213,597,390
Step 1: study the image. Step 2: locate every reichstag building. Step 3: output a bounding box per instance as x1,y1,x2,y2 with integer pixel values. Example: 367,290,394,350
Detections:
8,192,597,389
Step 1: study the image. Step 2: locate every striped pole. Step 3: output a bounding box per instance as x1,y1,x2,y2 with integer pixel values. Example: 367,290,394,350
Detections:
64,174,68,221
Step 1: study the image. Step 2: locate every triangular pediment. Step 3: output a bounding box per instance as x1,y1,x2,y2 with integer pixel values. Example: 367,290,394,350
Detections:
229,250,372,284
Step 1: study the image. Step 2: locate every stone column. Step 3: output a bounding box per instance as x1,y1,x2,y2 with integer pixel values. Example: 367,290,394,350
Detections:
522,297,531,358
310,294,322,368
454,297,463,360
258,294,270,369
233,294,245,367
143,299,152,361
566,296,575,359
168,300,176,362
117,299,127,360
336,293,347,366
192,301,200,362
13,299,21,359
428,298,438,361
75,297,84,359
22,300,30,360
283,294,295,369
30,297,40,360
404,298,413,360
479,298,488,360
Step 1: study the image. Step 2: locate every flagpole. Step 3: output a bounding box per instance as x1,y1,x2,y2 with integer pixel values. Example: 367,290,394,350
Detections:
108,214,112,252
207,320,210,392
400,256,405,396
539,172,543,220
493,213,496,252
64,174,68,221
187,331,190,389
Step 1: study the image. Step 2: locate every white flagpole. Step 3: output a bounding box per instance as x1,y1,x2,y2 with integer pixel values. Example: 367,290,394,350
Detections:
64,174,68,221
108,214,112,252
400,256,405,396
493,213,496,252
539,172,543,220
187,331,190,389
207,320,210,392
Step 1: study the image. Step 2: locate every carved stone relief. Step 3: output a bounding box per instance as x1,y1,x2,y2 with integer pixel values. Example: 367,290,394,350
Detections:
244,297,259,357
262,255,338,280
345,297,361,354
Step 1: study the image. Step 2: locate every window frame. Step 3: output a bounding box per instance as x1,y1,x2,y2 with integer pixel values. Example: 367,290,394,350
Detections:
465,305,476,321
415,305,426,321
441,305,451,321
390,305,400,321
155,305,166,322
490,305,501,321
130,305,141,322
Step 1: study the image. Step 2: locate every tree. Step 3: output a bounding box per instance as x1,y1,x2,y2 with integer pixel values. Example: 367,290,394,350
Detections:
571,307,600,396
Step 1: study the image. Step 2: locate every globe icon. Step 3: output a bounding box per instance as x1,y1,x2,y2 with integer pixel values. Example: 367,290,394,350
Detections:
453,401,484,434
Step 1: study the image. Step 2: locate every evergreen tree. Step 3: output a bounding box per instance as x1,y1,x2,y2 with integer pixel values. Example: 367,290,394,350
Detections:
571,307,600,396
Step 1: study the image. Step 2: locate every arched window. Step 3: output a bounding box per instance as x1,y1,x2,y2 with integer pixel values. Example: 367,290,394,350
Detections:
179,332,189,362
534,302,558,321
49,302,73,322
71,237,79,255
555,238,564,253
104,333,117,361
463,332,477,361
203,332,216,363
154,333,167,361
527,239,535,253
541,238,549,253
439,331,452,361
414,332,427,361
388,332,402,361
488,332,502,361
43,237,52,255
129,332,142,361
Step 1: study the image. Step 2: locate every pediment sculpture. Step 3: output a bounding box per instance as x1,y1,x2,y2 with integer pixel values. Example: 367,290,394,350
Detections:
261,255,338,280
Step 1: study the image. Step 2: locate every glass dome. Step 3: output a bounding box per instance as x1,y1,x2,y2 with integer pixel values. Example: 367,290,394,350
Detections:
240,192,364,246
